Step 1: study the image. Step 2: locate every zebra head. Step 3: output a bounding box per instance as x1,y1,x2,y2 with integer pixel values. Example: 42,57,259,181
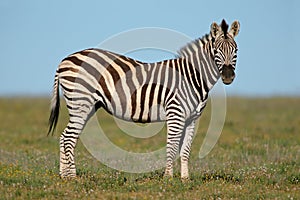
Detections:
210,19,240,85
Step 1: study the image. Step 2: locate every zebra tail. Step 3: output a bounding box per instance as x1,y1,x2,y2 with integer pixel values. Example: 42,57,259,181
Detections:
47,73,60,136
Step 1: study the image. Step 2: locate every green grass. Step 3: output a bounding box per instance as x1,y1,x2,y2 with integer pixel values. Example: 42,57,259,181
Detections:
0,97,299,199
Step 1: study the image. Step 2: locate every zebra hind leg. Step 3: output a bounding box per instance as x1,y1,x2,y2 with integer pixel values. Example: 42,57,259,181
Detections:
59,120,82,178
59,107,94,178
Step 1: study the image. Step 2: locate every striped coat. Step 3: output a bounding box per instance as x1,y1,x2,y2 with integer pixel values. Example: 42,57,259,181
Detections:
49,19,240,179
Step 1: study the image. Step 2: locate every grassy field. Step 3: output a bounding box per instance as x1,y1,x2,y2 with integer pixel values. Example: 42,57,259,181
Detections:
0,97,299,199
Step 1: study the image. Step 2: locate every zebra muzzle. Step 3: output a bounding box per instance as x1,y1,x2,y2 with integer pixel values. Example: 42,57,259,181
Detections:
221,65,235,85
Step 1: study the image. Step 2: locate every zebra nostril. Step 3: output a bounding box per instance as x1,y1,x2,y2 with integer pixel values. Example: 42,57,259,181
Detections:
221,65,235,85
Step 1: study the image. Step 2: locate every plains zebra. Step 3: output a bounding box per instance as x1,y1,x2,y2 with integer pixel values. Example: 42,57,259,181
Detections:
48,19,240,179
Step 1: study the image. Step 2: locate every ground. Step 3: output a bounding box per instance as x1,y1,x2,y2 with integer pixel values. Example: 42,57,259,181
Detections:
0,97,299,199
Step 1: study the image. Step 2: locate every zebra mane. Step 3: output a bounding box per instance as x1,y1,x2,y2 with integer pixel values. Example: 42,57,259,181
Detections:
221,19,229,38
177,34,212,59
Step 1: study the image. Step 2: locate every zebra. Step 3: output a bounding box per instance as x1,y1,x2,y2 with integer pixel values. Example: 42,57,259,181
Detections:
48,19,240,180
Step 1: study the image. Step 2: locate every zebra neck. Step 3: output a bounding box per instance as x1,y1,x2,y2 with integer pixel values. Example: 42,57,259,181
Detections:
178,34,220,91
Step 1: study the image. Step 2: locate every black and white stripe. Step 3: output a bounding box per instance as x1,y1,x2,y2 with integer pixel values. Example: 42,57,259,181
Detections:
48,19,240,179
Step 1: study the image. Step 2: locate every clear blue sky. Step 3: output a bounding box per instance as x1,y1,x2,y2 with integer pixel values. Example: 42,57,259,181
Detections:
1,0,299,96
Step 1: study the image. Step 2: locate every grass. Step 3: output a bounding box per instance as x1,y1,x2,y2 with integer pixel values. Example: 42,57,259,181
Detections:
0,97,299,199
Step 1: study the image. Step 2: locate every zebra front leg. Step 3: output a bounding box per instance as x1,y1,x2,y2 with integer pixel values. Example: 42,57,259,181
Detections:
164,112,185,178
179,120,195,180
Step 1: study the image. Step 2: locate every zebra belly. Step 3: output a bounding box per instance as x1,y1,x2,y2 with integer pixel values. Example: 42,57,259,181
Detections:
108,101,167,123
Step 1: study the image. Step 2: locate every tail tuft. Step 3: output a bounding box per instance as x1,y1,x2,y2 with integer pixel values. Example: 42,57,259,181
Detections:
48,74,60,136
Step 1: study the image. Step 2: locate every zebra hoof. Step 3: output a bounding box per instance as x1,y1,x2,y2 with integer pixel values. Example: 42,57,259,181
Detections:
181,176,190,183
163,170,173,179
60,174,77,179
60,171,77,179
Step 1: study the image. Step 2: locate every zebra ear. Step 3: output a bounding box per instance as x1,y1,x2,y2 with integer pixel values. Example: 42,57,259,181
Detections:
210,22,221,38
228,21,240,37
